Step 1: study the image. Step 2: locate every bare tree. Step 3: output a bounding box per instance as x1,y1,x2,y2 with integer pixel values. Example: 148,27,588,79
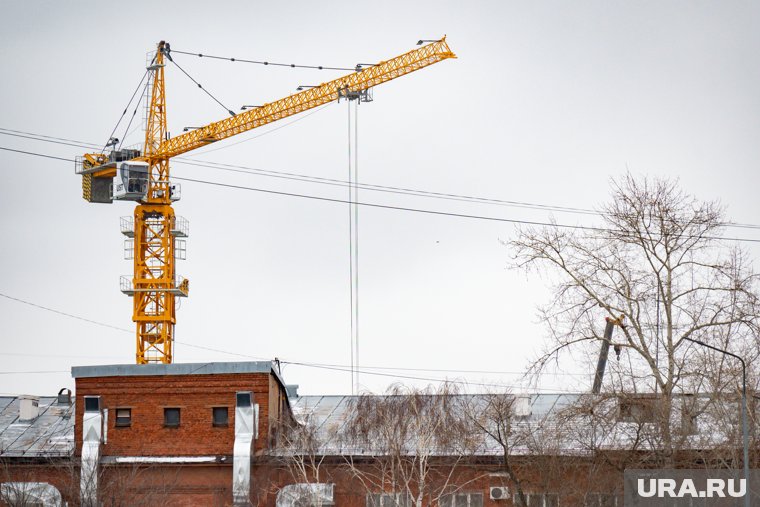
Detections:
511,173,760,455
339,384,483,507
275,410,334,507
459,392,579,506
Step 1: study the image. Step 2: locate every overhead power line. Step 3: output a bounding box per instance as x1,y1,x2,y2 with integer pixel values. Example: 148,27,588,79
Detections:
5,125,760,232
2,144,760,244
0,127,101,149
0,146,74,162
174,157,597,216
0,291,586,391
171,174,760,243
1,126,596,215
278,360,581,393
0,131,101,150
0,292,132,333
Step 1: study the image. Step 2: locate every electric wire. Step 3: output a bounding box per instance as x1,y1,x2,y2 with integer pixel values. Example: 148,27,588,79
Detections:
168,58,236,117
2,144,760,244
171,48,356,72
0,127,101,149
3,127,760,229
0,292,132,333
0,290,268,360
0,131,101,150
176,157,597,216
278,360,581,393
169,174,760,243
0,146,79,162
0,291,586,391
284,360,590,377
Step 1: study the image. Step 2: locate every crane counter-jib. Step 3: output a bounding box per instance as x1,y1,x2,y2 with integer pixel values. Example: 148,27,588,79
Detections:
155,38,456,159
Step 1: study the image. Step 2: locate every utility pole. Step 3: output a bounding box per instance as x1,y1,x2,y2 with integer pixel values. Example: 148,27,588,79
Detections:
683,337,750,507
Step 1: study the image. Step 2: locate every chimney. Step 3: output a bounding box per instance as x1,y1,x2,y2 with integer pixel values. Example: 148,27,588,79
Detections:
19,395,40,421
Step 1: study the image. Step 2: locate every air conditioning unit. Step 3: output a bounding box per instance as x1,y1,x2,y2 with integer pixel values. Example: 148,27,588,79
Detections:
490,486,510,500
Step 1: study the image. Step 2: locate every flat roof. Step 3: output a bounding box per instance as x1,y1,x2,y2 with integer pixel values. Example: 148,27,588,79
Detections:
71,361,287,388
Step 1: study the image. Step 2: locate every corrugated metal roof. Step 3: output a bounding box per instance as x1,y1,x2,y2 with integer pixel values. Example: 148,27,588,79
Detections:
0,396,75,458
281,393,584,457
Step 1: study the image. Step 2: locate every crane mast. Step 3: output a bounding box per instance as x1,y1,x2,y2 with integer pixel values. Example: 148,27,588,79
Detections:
75,38,456,364
131,43,180,363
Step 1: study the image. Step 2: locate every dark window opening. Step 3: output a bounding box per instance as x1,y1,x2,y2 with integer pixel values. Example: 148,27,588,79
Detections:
164,407,180,427
236,392,252,407
213,407,229,427
115,408,132,427
84,396,100,412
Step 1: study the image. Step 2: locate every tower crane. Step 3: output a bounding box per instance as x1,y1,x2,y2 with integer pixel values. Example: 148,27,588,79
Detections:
75,38,456,364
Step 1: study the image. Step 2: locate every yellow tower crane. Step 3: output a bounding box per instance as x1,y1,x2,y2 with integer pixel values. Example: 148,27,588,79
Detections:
75,38,456,364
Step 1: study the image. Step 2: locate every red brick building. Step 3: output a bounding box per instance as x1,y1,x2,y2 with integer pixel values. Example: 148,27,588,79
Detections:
0,361,754,506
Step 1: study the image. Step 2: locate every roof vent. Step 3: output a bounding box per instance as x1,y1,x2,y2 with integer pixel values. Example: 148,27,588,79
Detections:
513,396,532,418
57,388,72,405
19,395,40,421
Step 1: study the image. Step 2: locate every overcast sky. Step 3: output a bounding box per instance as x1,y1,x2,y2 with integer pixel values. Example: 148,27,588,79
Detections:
1,1,758,397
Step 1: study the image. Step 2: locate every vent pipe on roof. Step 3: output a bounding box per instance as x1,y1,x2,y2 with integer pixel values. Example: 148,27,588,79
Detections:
233,392,259,506
57,388,72,405
18,395,40,421
81,396,102,507
286,384,299,398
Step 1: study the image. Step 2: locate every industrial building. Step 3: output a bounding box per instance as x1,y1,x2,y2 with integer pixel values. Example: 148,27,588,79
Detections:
2,360,755,506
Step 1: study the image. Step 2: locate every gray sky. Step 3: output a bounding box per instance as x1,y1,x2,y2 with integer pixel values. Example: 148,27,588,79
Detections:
1,0,758,397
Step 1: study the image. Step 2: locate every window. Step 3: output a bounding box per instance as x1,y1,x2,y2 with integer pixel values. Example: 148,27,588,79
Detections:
618,397,657,423
367,493,411,507
440,493,483,507
115,408,131,427
276,484,334,507
680,396,700,435
527,494,559,507
84,396,100,412
237,391,252,407
585,493,621,507
213,407,229,427
164,407,180,427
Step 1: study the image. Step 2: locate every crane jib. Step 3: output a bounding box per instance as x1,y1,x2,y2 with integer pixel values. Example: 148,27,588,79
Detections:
156,38,456,159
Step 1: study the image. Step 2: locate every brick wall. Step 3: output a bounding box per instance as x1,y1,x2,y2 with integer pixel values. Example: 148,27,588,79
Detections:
74,371,282,457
